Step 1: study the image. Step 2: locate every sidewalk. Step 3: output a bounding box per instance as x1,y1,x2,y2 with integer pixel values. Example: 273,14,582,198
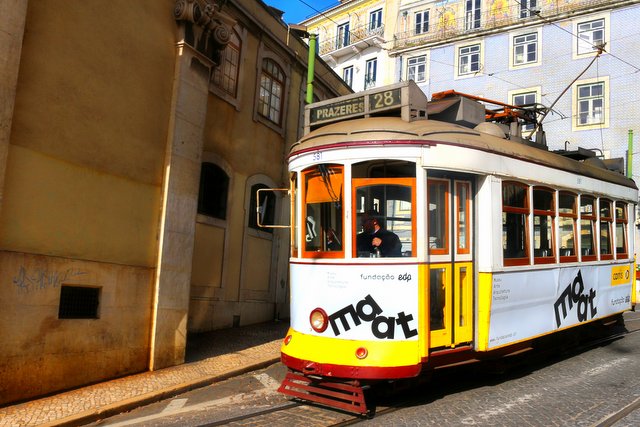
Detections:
0,320,290,427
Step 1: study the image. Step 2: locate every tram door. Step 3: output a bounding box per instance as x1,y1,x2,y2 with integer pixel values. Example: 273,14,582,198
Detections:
427,176,474,348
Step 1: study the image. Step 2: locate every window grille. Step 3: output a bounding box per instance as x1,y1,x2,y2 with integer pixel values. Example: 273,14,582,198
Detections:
59,286,100,319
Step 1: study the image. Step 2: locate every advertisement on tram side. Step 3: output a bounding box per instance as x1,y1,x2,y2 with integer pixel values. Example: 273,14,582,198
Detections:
290,263,419,341
488,264,633,349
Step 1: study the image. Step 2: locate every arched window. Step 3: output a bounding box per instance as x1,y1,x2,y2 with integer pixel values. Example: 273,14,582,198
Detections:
248,183,275,233
258,58,285,125
211,30,240,97
198,162,229,219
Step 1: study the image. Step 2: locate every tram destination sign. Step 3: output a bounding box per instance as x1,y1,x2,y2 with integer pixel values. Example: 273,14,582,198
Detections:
308,87,403,125
309,96,365,124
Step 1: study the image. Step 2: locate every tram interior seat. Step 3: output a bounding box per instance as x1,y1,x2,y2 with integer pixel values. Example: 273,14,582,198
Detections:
535,249,550,257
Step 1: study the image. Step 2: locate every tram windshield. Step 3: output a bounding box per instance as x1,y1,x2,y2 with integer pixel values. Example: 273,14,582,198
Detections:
354,183,414,257
299,161,416,259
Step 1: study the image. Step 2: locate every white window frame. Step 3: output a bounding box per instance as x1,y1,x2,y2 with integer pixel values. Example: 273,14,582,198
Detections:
407,55,428,83
369,8,383,31
455,41,483,79
572,76,609,131
465,0,481,31
520,0,538,19
337,22,350,49
573,13,610,59
415,10,429,35
365,58,377,89
343,66,354,88
508,87,541,136
509,28,541,70
253,47,290,135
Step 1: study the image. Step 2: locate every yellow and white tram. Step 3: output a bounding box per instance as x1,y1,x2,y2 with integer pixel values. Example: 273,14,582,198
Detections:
277,81,638,414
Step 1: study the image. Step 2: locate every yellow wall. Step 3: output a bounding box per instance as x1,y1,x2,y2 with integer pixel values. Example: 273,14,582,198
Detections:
0,145,161,266
2,0,176,265
0,0,175,404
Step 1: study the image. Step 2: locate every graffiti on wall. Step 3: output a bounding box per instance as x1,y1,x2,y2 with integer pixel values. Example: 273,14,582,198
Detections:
12,266,87,292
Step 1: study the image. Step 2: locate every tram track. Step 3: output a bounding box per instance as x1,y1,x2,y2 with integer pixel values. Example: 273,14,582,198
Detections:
198,401,303,426
187,320,640,427
592,396,640,427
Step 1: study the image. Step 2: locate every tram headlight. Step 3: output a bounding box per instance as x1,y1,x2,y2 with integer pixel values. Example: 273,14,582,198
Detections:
309,308,328,333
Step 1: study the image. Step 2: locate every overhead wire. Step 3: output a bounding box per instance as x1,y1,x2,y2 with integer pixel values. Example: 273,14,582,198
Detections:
298,0,640,121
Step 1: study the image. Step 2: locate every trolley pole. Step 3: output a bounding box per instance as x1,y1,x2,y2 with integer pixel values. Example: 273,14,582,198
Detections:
628,129,633,179
306,33,316,104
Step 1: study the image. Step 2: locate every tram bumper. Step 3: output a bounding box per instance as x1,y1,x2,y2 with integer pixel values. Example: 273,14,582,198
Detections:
279,328,422,379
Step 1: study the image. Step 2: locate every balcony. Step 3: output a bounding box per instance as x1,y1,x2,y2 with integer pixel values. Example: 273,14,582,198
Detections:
319,23,385,63
392,0,622,51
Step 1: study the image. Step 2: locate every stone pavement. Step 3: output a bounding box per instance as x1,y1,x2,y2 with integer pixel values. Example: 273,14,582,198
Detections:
0,320,290,427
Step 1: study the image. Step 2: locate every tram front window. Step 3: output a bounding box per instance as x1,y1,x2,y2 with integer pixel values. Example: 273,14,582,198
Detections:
354,183,414,258
302,165,344,257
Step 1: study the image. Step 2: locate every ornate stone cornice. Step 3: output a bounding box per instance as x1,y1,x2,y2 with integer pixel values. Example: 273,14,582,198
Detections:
174,0,236,65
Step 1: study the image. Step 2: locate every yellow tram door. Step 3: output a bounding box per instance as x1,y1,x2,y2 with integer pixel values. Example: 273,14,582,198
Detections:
427,177,474,349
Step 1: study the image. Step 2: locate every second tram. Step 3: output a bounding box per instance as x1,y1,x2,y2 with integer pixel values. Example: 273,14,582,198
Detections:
276,81,638,414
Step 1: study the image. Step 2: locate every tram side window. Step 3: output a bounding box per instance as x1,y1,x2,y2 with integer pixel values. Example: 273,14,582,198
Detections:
600,199,613,260
615,203,628,259
580,196,597,260
456,181,471,255
428,179,449,254
533,187,555,263
558,192,577,261
302,165,344,257
502,181,529,265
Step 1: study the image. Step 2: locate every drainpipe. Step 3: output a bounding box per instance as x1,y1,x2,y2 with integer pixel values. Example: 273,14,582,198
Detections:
306,33,317,104
628,129,633,179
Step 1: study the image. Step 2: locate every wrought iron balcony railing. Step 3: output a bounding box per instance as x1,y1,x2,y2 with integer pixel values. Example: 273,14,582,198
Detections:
392,0,622,51
319,23,385,57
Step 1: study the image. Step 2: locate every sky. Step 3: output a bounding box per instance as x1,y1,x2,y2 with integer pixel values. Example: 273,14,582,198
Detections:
264,0,340,24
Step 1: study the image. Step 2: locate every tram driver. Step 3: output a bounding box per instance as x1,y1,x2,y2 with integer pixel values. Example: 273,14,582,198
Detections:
356,210,402,257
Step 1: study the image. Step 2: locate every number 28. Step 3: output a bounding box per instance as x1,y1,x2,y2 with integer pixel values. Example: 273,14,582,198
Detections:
372,91,395,108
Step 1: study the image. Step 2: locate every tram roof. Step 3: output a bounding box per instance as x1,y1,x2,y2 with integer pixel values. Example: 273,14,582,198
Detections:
290,116,637,191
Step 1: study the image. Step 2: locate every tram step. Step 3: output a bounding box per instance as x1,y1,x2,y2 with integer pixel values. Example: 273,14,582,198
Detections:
278,371,368,415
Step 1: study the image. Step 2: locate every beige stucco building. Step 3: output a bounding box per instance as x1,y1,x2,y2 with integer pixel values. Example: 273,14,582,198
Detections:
0,0,350,404
302,0,399,92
